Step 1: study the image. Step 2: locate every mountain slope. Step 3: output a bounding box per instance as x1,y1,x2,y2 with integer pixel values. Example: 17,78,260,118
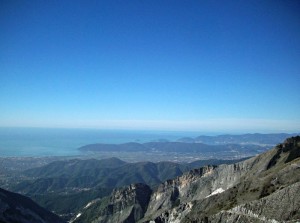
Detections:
13,159,189,194
146,136,300,222
73,136,300,223
72,184,152,223
207,181,300,223
14,157,246,195
23,157,127,178
0,187,65,223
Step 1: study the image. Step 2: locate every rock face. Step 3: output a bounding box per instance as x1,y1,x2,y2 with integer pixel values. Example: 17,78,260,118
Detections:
210,181,300,223
73,183,152,223
0,187,65,223
74,136,300,223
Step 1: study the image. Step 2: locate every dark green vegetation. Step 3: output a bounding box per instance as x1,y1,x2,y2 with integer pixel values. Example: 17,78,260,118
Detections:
30,187,112,220
0,187,65,223
14,158,188,192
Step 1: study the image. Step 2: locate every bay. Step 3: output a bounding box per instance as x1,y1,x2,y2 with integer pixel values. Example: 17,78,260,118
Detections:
0,127,200,157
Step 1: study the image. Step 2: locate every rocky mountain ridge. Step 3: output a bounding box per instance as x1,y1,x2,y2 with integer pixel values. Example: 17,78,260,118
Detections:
74,136,300,223
71,183,152,223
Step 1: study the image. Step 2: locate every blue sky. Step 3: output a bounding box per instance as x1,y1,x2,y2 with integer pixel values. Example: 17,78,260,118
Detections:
1,0,300,132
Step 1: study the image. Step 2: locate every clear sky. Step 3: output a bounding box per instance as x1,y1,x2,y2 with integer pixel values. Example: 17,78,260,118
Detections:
1,0,300,133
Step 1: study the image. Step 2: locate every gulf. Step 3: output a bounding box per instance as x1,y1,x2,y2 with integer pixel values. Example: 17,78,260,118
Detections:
0,127,201,157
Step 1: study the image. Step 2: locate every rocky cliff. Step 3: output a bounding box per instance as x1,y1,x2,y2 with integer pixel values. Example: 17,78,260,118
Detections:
73,183,152,223
74,136,300,223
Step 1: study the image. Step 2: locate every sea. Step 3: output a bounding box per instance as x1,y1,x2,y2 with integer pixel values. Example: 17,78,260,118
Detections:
0,127,203,157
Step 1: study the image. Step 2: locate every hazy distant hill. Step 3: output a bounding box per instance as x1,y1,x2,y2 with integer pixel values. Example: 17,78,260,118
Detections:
177,133,298,145
15,158,189,193
79,141,266,153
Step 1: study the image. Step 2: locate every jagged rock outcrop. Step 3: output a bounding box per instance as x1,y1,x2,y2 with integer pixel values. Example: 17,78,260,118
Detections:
143,166,217,220
73,183,152,223
142,153,267,222
0,187,65,223
74,136,300,223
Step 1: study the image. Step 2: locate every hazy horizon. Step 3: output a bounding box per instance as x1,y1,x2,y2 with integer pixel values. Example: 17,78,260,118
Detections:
1,1,299,132
0,126,299,135
0,118,299,132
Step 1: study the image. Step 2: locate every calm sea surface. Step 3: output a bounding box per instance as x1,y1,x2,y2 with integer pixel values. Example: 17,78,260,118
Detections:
0,127,201,157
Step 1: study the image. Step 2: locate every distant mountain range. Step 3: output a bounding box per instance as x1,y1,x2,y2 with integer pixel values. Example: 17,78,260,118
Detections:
78,134,299,160
79,141,267,154
177,133,298,145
